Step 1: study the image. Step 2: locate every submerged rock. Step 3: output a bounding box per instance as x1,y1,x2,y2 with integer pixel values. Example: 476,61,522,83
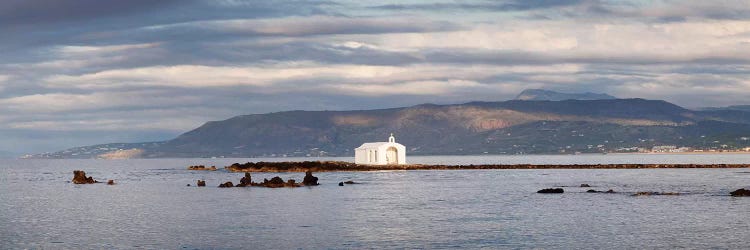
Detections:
587,189,616,193
302,171,319,186
107,180,115,185
197,180,206,187
580,184,591,187
344,181,356,184
286,179,300,187
632,192,680,196
218,181,234,188
537,188,564,194
730,188,750,196
72,170,97,184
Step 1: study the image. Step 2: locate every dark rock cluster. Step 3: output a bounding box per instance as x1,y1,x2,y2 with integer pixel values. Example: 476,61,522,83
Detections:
215,172,320,188
730,188,750,196
72,170,98,184
263,177,286,188
339,180,357,186
237,173,252,187
302,171,319,186
537,188,564,193
587,189,615,193
188,165,217,171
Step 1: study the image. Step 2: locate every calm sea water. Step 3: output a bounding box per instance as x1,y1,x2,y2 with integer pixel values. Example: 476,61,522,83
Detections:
2,154,750,249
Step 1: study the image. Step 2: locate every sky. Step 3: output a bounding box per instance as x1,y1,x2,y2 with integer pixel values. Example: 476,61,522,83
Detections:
2,0,750,154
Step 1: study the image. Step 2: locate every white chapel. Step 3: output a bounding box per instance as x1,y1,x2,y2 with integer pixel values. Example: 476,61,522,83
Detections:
354,133,406,165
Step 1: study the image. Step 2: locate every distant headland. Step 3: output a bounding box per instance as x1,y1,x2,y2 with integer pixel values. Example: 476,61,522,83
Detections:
27,89,750,159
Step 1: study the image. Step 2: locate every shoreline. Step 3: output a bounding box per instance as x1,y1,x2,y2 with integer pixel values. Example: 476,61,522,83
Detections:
221,161,750,172
608,151,750,155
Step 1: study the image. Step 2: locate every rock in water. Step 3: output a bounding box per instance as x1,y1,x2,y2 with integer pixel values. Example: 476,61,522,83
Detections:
537,188,564,193
238,173,252,187
730,188,750,196
72,170,97,184
632,191,680,196
344,181,356,184
218,181,234,188
187,165,217,171
303,171,319,186
197,180,206,187
107,180,115,185
580,184,591,187
285,179,300,187
258,176,285,188
587,189,616,193
338,182,344,186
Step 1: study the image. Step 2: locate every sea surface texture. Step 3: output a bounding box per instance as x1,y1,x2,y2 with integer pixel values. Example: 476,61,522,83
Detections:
2,154,750,249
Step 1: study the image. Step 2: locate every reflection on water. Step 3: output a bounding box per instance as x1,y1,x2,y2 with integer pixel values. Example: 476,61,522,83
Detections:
1,155,750,249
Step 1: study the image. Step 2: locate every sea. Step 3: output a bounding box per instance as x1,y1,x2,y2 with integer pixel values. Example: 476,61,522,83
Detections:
2,154,750,249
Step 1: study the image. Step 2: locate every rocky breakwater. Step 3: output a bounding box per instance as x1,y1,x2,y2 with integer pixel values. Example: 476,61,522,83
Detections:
222,161,750,172
226,161,359,172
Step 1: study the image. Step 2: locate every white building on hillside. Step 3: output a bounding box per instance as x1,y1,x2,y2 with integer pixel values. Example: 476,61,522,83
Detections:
355,134,406,165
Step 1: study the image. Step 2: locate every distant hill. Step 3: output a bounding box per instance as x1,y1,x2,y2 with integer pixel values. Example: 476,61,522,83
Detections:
701,105,750,112
33,98,750,158
515,89,616,101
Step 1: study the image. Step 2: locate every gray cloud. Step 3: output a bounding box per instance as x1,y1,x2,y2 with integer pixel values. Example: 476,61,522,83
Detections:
372,0,586,11
0,0,180,26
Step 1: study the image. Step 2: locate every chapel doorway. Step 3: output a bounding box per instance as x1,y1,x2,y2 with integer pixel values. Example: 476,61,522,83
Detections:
386,147,398,164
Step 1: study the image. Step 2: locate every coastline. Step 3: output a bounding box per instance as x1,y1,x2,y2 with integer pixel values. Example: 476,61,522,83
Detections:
609,151,750,155
221,161,750,172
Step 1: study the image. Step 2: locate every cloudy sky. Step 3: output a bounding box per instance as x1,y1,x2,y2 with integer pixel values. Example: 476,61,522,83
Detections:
2,0,750,154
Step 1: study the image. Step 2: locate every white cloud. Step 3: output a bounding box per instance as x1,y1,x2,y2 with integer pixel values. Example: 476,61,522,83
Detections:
327,79,483,96
56,43,160,55
0,74,8,90
362,20,750,62
42,62,583,91
5,117,197,131
0,90,204,113
141,15,457,36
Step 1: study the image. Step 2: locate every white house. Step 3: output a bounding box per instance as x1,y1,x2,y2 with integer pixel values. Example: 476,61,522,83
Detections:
355,134,406,165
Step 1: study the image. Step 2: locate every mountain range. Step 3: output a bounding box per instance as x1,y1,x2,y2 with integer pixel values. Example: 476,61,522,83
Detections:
32,89,750,158
514,89,616,101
